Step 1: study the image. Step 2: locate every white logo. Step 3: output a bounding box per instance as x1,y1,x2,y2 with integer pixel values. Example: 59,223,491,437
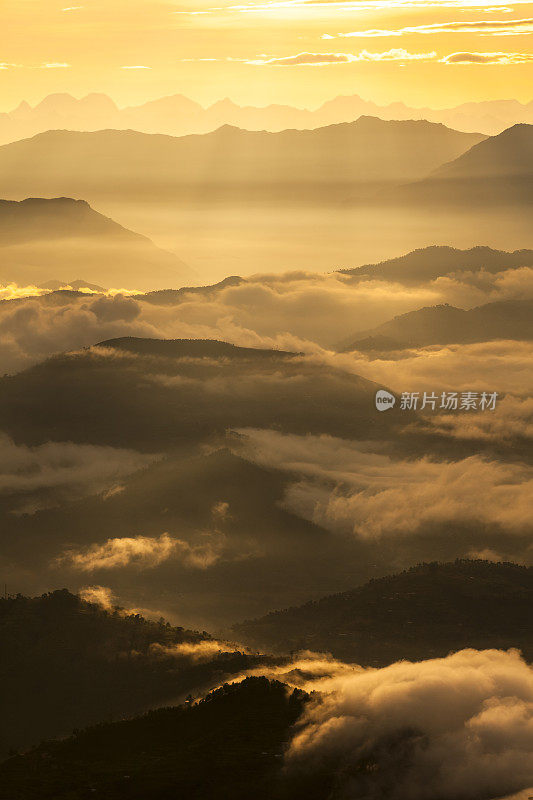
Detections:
375,389,396,411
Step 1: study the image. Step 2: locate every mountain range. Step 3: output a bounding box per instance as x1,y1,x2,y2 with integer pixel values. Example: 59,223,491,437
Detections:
1,92,532,145
1,560,532,799
0,119,484,205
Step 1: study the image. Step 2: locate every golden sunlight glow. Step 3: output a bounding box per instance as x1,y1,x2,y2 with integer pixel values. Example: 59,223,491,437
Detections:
0,0,532,108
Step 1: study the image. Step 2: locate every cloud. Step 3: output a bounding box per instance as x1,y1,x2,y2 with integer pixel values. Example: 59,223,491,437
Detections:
120,65,151,69
248,49,436,65
0,266,531,377
234,429,533,540
322,340,533,394
213,650,362,692
39,63,71,69
0,434,159,511
56,531,227,571
441,51,533,63
187,0,533,17
150,639,246,662
424,395,533,442
330,18,533,38
286,648,533,800
78,584,116,610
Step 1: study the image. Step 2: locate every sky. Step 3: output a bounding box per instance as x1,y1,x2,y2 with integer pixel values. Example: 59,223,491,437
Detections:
2,0,533,110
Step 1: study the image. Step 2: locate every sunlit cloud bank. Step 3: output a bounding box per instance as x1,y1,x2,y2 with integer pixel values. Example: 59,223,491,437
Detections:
424,394,533,442
234,429,533,540
57,531,227,571
216,650,361,692
56,500,243,572
0,266,531,374
328,340,533,394
285,648,533,800
150,639,247,662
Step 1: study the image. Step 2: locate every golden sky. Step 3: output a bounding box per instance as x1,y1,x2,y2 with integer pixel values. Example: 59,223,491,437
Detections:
2,0,533,110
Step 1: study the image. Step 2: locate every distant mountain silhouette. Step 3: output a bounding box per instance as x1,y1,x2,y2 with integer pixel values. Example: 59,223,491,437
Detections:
1,92,532,144
0,119,484,205
0,197,195,289
39,278,107,292
400,124,533,205
233,560,533,664
339,245,533,284
340,298,533,352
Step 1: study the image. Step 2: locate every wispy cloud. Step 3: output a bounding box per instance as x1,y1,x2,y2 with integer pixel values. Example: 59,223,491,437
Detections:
195,0,533,16
328,17,533,38
441,50,533,62
120,65,152,70
247,49,436,65
40,62,71,69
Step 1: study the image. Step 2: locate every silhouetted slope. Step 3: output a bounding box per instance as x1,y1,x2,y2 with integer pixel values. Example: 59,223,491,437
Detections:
340,245,533,283
233,561,533,664
0,198,194,289
340,299,533,351
0,197,142,244
0,119,484,204
0,337,400,450
401,124,533,205
0,590,259,757
97,336,296,359
0,678,308,800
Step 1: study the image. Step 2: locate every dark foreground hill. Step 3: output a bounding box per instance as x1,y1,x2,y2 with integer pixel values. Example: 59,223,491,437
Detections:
0,590,261,758
0,678,310,800
232,561,533,664
0,197,194,289
339,245,533,284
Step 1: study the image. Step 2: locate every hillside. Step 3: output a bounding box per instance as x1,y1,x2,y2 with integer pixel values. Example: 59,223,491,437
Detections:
232,561,533,664
401,124,533,205
0,119,484,205
0,198,194,289
0,336,399,449
0,590,260,757
339,245,533,284
340,298,533,352
0,678,309,800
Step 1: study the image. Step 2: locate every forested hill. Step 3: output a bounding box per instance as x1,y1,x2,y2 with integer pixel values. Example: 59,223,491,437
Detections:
0,677,312,800
232,560,533,664
0,590,259,758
